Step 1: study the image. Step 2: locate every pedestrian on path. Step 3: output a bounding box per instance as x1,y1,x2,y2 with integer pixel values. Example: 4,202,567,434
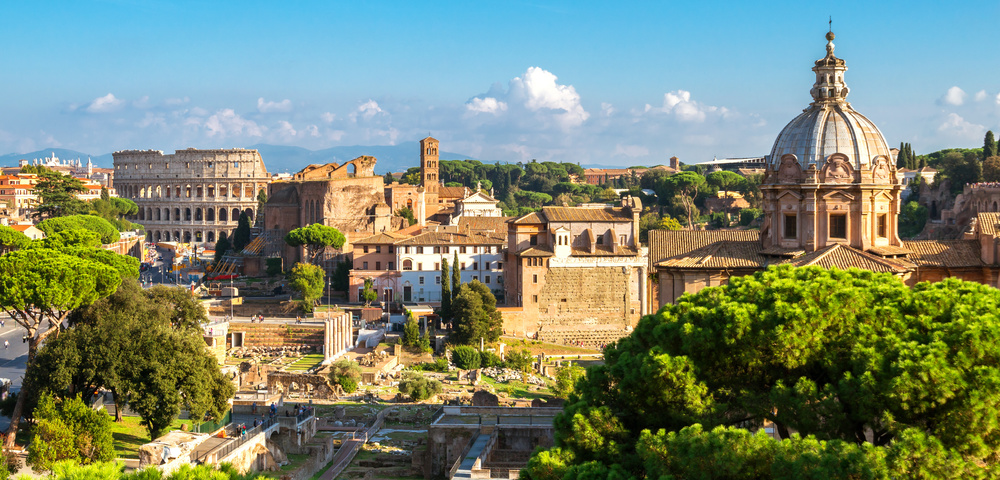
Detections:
3,340,7,349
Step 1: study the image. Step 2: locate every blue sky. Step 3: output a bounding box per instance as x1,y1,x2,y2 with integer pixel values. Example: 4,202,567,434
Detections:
1,0,998,166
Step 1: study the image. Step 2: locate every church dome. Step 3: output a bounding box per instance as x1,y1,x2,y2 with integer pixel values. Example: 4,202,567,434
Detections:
768,31,892,174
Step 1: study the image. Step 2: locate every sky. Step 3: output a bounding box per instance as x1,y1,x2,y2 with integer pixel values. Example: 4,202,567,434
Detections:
1,0,999,167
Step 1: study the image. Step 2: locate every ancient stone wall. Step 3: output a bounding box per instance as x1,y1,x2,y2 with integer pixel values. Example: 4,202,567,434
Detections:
267,372,338,399
537,267,631,328
230,323,325,348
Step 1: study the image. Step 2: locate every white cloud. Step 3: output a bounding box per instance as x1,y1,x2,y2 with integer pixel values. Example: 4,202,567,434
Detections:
466,97,508,114
466,67,589,129
975,90,988,102
86,93,124,113
321,112,336,123
645,90,729,123
137,112,166,128
164,97,190,106
203,109,264,137
940,86,966,106
937,112,984,140
613,144,649,157
275,120,297,138
996,92,1000,105
305,124,320,137
351,100,385,122
257,97,293,113
601,102,615,117
133,96,151,108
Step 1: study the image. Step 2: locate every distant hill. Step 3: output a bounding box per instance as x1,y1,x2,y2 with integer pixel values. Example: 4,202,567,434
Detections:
0,143,474,175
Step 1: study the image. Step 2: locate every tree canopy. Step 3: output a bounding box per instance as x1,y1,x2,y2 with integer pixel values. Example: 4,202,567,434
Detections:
287,262,325,312
522,266,1000,479
0,225,30,254
231,211,252,251
283,223,346,262
33,169,87,219
37,214,120,244
450,280,502,345
27,393,114,472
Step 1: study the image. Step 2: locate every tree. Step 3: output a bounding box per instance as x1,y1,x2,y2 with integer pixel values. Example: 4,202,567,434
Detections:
450,281,503,345
0,244,134,448
706,170,746,198
328,358,361,394
737,173,762,209
899,201,929,238
396,207,417,226
451,252,461,300
283,223,346,263
398,372,442,401
361,278,377,307
231,211,252,251
332,260,350,292
0,225,30,254
985,131,997,161
439,257,452,320
27,393,114,472
213,235,232,263
37,215,120,244
30,280,233,439
984,156,1000,182
33,169,86,219
665,171,706,229
287,262,325,312
451,345,481,370
402,312,420,347
552,362,586,399
522,266,1000,479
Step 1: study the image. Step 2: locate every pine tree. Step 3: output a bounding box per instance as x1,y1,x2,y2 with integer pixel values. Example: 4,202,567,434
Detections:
985,131,998,160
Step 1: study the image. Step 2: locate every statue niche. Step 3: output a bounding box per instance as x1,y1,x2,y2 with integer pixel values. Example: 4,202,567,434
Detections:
821,155,853,184
777,154,803,183
871,156,892,183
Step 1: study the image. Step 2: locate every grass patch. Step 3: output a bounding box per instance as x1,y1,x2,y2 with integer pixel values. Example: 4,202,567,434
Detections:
285,354,325,372
111,416,192,459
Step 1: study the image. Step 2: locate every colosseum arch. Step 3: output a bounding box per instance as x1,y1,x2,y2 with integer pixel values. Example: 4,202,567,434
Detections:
245,208,254,221
219,208,228,222
232,208,240,221
185,208,192,221
183,231,192,243
207,231,215,243
206,208,215,221
156,209,162,221
195,208,203,221
139,209,145,221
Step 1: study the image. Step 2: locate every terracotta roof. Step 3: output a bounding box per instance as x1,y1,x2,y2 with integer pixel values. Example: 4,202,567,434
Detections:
396,231,504,246
570,245,641,257
780,244,910,274
511,212,545,224
867,245,911,256
10,224,35,232
355,232,407,245
456,216,509,233
656,240,766,269
648,229,760,267
438,186,468,198
518,246,554,257
917,167,938,173
760,245,806,257
977,212,1000,236
541,205,632,222
902,240,985,267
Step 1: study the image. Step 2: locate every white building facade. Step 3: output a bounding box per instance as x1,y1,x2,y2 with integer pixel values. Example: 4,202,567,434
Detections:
396,231,505,304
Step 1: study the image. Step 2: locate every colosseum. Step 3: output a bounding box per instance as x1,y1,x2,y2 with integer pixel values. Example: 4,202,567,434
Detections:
112,148,271,244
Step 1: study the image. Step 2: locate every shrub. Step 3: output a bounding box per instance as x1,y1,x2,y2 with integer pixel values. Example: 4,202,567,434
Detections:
739,208,762,226
452,345,481,370
338,376,358,394
480,351,502,368
398,373,442,401
265,258,282,276
504,348,533,373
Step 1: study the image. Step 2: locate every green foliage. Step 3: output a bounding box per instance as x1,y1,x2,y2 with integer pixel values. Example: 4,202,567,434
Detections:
985,130,997,160
398,372,442,401
523,266,1000,479
395,207,417,226
0,225,30,253
419,329,432,353
706,170,746,196
451,252,461,300
283,223,346,262
265,257,282,276
37,215,120,244
338,376,358,394
739,208,762,226
332,260,350,291
328,359,361,393
552,363,586,399
287,263,325,307
27,393,115,472
361,278,377,307
665,171,706,229
899,200,929,238
213,235,232,264
504,348,533,373
402,313,420,347
231,212,252,252
33,169,87,219
34,460,272,479
984,156,1000,182
480,351,502,368
451,345,481,370
439,258,451,320
450,281,503,345
410,357,449,372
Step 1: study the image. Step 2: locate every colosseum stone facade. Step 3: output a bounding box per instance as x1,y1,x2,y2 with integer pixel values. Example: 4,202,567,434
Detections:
113,148,271,245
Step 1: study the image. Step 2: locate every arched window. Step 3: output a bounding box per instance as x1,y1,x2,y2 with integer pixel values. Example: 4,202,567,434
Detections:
207,231,215,242
195,208,203,221
232,208,240,222
156,209,162,221
206,208,215,221
245,208,254,221
219,208,228,222
185,208,192,221
403,260,413,271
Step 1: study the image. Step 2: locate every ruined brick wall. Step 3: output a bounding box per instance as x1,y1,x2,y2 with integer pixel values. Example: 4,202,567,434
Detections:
230,323,325,348
537,267,632,329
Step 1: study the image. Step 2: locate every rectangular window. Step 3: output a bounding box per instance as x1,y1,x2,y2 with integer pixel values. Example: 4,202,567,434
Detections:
435,276,441,284
363,246,369,253
485,275,491,284
877,214,887,238
472,246,478,253
620,234,627,245
497,275,503,284
532,295,538,303
497,262,502,270
473,275,478,282
783,214,797,239
472,262,478,270
461,262,467,270
362,261,368,269
529,235,538,246
375,262,381,270
532,274,538,283
830,214,847,239
388,262,394,270
388,246,394,253
443,246,449,254
417,263,423,270
434,262,440,271
460,246,467,253
419,276,424,285
434,246,441,253
375,246,381,253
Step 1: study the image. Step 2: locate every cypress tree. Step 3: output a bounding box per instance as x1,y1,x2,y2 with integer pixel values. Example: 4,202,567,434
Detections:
440,257,451,320
985,131,998,160
897,142,908,169
452,251,461,300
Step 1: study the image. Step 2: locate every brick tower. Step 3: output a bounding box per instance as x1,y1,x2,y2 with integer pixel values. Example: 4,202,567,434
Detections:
420,137,440,195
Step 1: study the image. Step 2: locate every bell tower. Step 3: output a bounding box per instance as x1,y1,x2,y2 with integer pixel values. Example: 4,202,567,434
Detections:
420,137,440,195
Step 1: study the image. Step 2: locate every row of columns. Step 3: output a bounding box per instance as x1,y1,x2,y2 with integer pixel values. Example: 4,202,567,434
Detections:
119,182,266,200
148,229,231,245
137,206,254,223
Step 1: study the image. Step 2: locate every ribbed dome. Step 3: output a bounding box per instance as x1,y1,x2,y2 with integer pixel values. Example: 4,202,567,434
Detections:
767,32,891,173
769,105,891,171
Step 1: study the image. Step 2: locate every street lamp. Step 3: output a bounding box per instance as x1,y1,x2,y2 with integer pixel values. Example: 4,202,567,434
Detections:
230,275,234,320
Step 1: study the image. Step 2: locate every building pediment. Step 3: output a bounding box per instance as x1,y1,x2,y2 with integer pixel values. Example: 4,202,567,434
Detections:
821,190,855,202
775,190,803,201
